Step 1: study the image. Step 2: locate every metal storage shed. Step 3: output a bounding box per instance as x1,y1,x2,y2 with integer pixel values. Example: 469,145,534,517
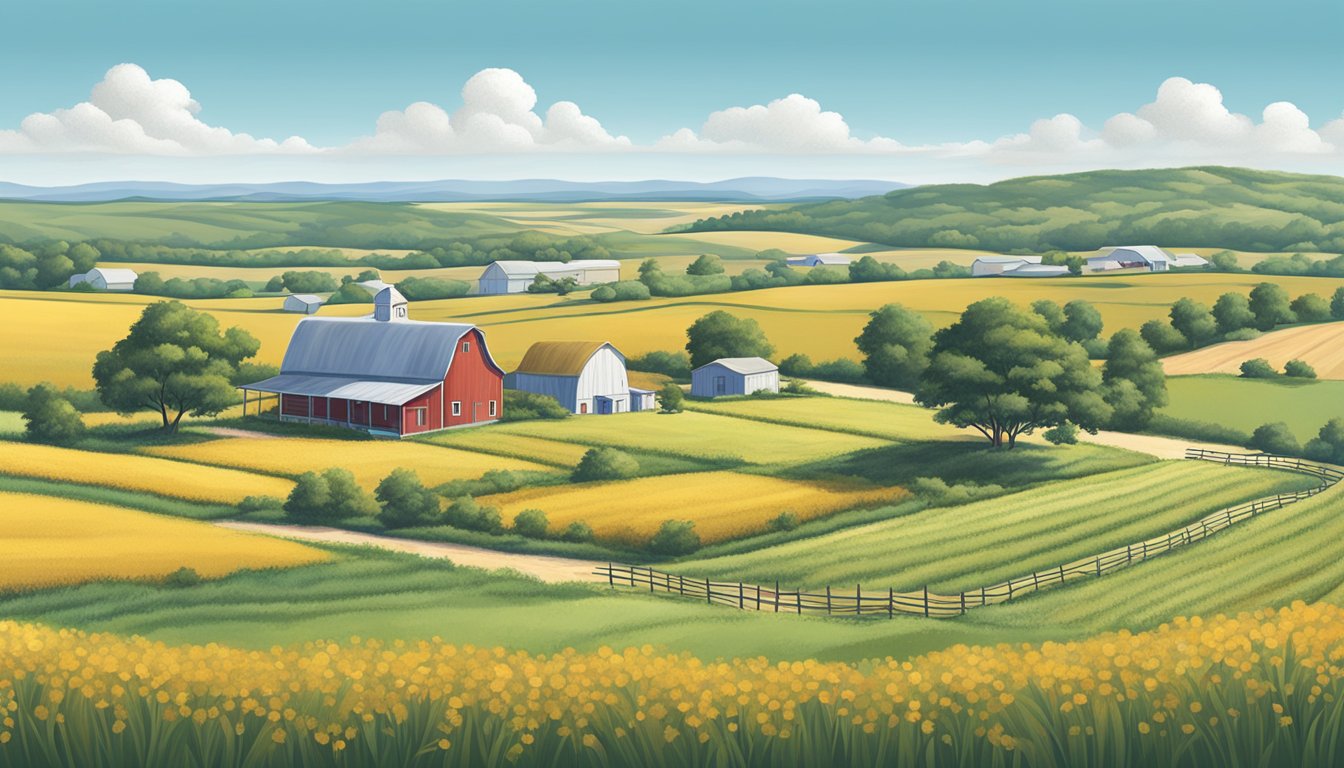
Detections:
690,357,780,398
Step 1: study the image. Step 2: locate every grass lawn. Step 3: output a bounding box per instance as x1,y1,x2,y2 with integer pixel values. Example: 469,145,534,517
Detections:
1158,374,1344,442
686,395,964,442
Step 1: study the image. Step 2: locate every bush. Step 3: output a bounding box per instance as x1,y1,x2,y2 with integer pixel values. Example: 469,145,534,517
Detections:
1303,418,1344,464
22,384,86,445
443,495,503,533
501,390,571,421
572,448,639,482
1332,287,1344,320
1221,328,1262,342
648,520,701,555
1043,422,1080,445
656,383,685,413
238,495,284,514
1284,359,1317,379
1290,293,1332,323
1139,320,1188,354
162,567,203,588
779,353,867,384
561,521,594,543
396,276,470,300
1239,358,1278,379
280,270,339,293
284,468,377,522
628,350,692,379
908,477,1004,507
767,512,800,532
325,282,374,304
780,379,817,395
375,468,442,528
1249,422,1301,455
513,509,550,539
1146,414,1253,446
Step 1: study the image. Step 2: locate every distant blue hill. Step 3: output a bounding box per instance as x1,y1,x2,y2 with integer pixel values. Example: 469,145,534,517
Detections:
0,178,907,203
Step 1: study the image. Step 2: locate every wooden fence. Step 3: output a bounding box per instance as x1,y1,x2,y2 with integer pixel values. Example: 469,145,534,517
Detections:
595,449,1342,619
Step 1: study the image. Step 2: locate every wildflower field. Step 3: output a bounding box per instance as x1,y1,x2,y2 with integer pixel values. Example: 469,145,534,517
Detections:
1,602,1342,767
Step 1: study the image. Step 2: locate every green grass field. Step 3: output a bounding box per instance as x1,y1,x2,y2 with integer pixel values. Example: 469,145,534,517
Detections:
686,396,965,442
676,461,1318,591
1158,375,1344,442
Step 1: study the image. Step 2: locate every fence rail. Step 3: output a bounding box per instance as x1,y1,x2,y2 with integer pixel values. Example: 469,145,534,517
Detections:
596,450,1342,619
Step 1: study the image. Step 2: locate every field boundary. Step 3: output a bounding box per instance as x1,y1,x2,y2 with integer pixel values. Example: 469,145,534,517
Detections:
595,450,1342,618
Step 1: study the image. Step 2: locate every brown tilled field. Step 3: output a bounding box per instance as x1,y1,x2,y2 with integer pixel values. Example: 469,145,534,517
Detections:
1162,322,1344,379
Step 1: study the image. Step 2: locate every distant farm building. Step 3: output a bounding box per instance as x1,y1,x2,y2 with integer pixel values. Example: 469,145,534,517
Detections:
1086,246,1173,274
505,341,648,414
971,256,1042,277
691,357,780,398
283,294,324,314
239,286,504,437
477,260,622,295
999,263,1071,278
1172,253,1212,269
786,253,851,267
68,267,138,291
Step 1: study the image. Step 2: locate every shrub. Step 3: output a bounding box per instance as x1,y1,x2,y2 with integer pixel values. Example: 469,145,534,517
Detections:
561,521,594,543
22,384,86,445
1139,319,1188,354
656,383,684,414
1304,418,1344,464
1290,293,1332,323
1043,422,1080,445
280,270,339,293
648,520,701,555
1239,358,1278,379
501,390,571,421
396,276,470,301
628,350,692,379
908,477,1004,507
375,468,441,528
572,448,639,482
238,495,284,514
513,509,550,539
1284,359,1317,379
1221,328,1261,342
443,495,503,533
162,567,203,588
325,468,378,518
767,512,800,532
1249,422,1301,455
779,353,867,384
780,379,817,395
591,280,653,302
1332,287,1344,320
284,468,377,522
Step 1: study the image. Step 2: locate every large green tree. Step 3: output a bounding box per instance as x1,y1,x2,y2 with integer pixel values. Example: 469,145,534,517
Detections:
1101,329,1168,429
854,303,932,390
1060,300,1103,343
1168,298,1217,348
684,311,773,368
1213,292,1256,335
22,384,86,445
92,301,260,433
915,298,1111,448
1249,282,1295,330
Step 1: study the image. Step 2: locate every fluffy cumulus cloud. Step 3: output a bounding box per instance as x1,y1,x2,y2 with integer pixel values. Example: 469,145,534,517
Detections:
350,68,629,153
0,64,313,155
657,93,903,153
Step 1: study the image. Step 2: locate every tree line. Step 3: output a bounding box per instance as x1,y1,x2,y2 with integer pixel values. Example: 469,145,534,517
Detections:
1139,284,1344,354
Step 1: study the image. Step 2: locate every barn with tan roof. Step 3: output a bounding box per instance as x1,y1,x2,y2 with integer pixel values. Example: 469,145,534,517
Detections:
504,340,648,415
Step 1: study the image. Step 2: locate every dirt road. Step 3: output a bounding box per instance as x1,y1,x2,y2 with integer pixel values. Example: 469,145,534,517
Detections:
215,521,605,583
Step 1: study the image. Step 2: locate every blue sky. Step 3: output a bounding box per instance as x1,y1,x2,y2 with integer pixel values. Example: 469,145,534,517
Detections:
1,0,1341,183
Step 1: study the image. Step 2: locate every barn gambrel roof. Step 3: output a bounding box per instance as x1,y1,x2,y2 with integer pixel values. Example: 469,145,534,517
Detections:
693,357,778,375
512,340,623,377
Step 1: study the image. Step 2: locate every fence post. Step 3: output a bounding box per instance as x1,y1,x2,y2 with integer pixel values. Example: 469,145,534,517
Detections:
857,583,862,615
739,581,744,610
678,573,685,595
826,585,832,615
755,583,761,611
960,591,966,615
981,585,987,606
629,566,635,588
774,580,780,613
1032,571,1039,589
796,589,802,615
923,585,930,618
608,563,614,588
1058,564,1065,584
888,587,894,619
1096,556,1102,576
649,567,655,593
706,578,712,605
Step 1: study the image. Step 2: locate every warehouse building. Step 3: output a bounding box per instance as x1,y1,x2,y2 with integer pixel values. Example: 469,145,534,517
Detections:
68,267,138,291
477,260,622,294
691,357,780,398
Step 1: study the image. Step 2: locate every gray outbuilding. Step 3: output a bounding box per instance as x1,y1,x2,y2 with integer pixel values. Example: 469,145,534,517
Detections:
504,340,632,414
477,260,622,295
68,267,138,291
283,294,324,314
691,357,780,398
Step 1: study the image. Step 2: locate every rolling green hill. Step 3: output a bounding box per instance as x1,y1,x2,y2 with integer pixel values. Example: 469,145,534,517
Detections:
682,166,1344,254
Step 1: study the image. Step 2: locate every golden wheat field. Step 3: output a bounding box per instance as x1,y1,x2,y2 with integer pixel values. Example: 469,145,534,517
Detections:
0,492,328,590
481,471,904,544
0,440,293,503
143,437,550,489
1162,321,1344,379
424,431,592,467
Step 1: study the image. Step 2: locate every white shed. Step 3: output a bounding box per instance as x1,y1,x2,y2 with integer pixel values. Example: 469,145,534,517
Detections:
504,341,631,414
691,357,780,398
477,260,623,295
1087,246,1172,273
1172,253,1211,269
971,256,1042,277
69,267,138,291
629,387,656,412
786,253,851,267
283,294,324,314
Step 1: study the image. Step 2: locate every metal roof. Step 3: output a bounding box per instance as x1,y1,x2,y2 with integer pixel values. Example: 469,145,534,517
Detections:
1001,264,1071,276
88,268,139,283
1172,253,1210,267
241,373,440,405
486,260,622,277
285,294,323,305
974,255,1043,264
278,316,500,380
513,340,621,377
1098,245,1171,264
694,357,778,375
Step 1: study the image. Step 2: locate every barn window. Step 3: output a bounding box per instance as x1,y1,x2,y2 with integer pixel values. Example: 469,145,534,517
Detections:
489,400,497,417
451,401,462,417
461,341,470,353
413,409,426,426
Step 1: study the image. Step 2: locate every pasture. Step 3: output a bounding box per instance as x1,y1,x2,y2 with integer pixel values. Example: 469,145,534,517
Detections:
0,491,327,591
1162,321,1344,380
686,395,963,442
1158,374,1344,442
480,471,906,545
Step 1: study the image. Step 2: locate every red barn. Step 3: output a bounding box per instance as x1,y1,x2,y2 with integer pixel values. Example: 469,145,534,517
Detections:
240,286,503,437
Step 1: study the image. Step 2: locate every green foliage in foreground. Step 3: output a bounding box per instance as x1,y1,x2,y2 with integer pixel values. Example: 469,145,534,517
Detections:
684,166,1344,253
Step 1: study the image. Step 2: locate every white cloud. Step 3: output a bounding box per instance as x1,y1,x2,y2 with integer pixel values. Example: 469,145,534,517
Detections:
0,64,314,155
657,93,904,153
351,68,629,153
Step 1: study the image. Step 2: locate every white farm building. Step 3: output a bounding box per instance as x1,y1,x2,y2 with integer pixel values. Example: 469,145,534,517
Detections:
999,263,1071,278
786,253,851,267
283,294,324,314
477,260,622,295
691,357,780,398
971,256,1042,277
505,340,650,415
1086,246,1173,274
68,267,138,291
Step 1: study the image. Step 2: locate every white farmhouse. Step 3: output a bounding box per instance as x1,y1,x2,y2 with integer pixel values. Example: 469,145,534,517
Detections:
68,267,138,291
971,255,1042,277
477,260,622,295
1086,246,1172,274
283,294,324,314
786,253,851,267
691,357,780,398
504,340,639,414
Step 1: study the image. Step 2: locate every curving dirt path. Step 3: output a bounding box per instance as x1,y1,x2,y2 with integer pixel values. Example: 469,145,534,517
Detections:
798,379,1246,460
215,521,605,583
